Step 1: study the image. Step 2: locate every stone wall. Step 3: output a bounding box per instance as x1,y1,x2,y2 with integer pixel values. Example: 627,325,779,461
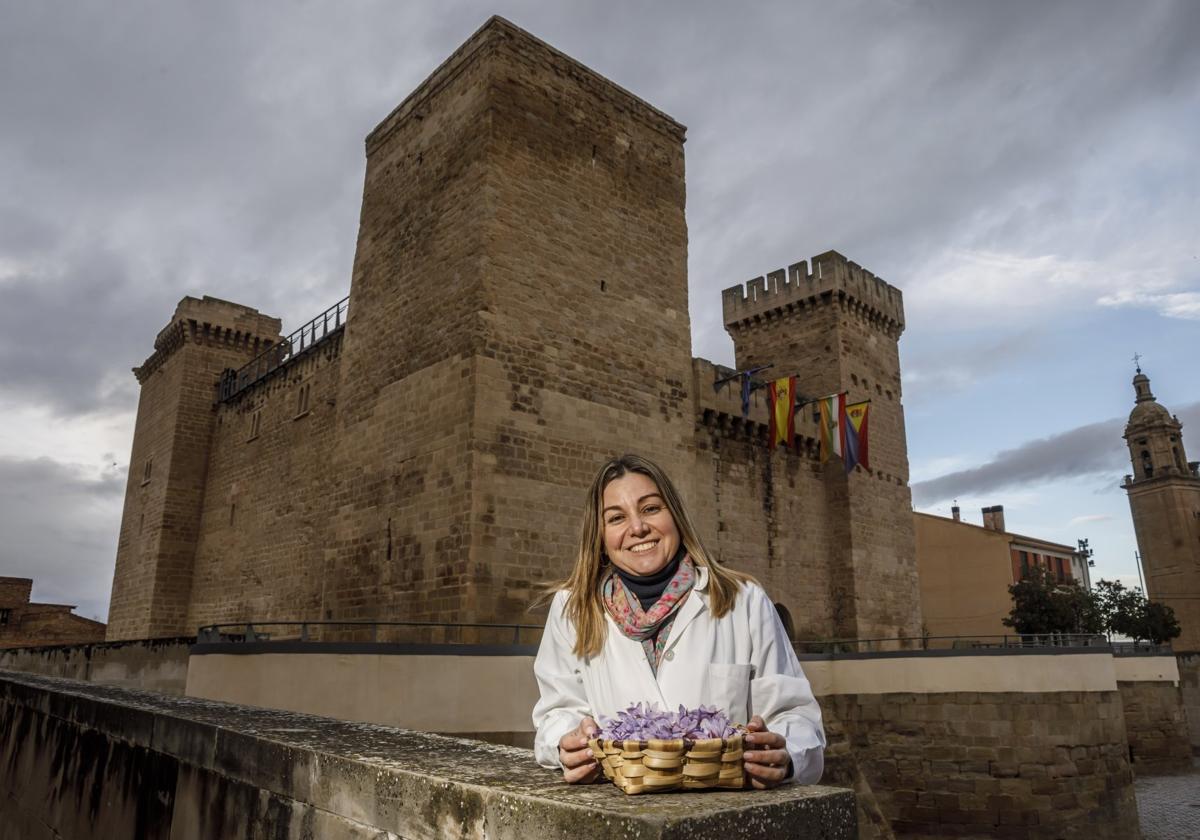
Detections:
0,670,856,840
823,690,1140,839
1178,652,1200,754
0,637,191,694
187,335,344,627
1117,679,1193,774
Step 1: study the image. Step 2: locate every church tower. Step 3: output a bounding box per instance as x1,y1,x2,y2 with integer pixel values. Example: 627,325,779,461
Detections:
1122,367,1200,652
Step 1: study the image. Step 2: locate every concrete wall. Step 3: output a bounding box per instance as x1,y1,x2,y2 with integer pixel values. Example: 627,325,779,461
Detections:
0,637,192,694
0,670,855,840
187,647,539,744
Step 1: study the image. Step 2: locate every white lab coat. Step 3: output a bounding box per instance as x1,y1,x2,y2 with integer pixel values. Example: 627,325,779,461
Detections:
532,566,825,783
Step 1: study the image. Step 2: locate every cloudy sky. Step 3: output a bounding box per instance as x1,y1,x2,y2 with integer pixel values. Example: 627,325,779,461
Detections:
1,0,1197,621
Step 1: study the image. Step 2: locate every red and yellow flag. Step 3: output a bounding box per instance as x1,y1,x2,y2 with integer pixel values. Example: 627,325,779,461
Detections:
768,376,797,450
843,401,870,473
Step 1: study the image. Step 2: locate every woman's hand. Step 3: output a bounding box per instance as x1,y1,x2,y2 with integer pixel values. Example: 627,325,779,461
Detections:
557,716,602,784
743,715,793,789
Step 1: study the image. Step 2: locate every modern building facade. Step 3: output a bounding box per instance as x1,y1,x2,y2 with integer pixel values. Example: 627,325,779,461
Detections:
915,506,1086,640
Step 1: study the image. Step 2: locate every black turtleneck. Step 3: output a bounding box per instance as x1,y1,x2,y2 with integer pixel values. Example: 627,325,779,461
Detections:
614,546,686,611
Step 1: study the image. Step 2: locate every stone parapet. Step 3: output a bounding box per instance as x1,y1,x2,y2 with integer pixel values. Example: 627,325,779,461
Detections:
0,637,192,695
722,251,905,338
135,296,282,383
0,670,856,840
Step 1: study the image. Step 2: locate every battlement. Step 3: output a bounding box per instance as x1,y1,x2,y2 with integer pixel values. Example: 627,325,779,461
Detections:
722,250,904,337
134,296,282,383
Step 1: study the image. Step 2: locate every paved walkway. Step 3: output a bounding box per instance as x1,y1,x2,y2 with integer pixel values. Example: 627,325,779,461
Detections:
1135,759,1200,839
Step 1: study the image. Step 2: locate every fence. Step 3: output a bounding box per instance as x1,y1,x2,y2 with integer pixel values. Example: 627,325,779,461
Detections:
218,296,349,402
196,620,544,646
793,633,1124,656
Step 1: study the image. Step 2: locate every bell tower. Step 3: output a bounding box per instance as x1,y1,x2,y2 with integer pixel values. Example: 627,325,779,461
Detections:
1122,367,1200,652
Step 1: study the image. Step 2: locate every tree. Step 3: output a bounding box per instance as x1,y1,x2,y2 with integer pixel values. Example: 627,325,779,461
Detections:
1004,572,1182,645
1095,579,1181,644
1003,566,1089,635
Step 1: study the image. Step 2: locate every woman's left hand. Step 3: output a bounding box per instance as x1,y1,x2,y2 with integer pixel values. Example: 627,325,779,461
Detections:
743,715,793,789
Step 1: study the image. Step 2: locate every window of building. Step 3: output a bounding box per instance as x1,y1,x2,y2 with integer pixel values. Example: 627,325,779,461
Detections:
0,608,9,626
1019,551,1029,578
248,410,262,441
1056,557,1065,582
1141,450,1153,478
142,458,153,485
296,383,311,418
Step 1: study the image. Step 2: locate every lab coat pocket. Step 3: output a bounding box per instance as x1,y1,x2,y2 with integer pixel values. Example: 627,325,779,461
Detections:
705,663,753,722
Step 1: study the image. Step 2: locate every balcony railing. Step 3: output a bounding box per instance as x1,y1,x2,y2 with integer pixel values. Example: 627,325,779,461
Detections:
793,633,1118,656
196,619,543,646
219,296,349,402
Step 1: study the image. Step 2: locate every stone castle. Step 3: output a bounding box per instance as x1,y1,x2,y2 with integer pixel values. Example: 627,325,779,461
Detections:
106,17,921,643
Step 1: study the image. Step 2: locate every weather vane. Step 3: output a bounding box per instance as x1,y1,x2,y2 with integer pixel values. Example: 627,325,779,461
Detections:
1132,352,1142,374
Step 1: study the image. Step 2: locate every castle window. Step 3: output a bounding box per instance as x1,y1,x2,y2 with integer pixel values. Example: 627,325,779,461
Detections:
248,411,262,441
141,458,153,485
0,608,9,626
296,383,311,418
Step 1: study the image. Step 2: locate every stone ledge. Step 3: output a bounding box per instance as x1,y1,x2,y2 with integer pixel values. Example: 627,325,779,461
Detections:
0,670,855,839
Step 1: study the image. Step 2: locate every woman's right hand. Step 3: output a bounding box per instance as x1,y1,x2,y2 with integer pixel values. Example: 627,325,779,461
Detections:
557,716,601,783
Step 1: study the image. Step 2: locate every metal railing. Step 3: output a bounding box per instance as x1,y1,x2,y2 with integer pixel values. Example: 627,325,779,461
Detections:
1110,640,1175,657
793,633,1114,655
196,619,543,646
219,296,349,402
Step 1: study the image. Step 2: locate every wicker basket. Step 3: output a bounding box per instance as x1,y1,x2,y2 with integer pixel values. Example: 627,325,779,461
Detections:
588,735,747,794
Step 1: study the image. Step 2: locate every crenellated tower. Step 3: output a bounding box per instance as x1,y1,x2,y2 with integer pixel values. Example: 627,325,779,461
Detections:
1122,368,1200,653
721,250,920,640
106,297,281,640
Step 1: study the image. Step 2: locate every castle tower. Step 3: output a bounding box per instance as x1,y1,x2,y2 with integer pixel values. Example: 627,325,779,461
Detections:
721,252,920,640
320,17,694,624
106,297,281,640
1122,368,1200,652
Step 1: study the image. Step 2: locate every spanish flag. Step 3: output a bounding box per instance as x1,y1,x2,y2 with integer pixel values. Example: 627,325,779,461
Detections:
767,376,797,450
819,393,846,462
843,401,870,474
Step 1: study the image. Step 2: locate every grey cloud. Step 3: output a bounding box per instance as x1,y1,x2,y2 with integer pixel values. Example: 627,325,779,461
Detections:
0,456,125,621
913,402,1200,506
2,1,1198,406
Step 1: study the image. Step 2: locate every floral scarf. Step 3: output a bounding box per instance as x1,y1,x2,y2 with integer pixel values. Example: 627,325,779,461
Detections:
601,556,696,676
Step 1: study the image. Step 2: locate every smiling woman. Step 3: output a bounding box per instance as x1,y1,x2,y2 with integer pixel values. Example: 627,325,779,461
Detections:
532,454,826,789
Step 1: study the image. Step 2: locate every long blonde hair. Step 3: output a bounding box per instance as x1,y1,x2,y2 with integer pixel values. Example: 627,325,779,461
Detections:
560,453,753,659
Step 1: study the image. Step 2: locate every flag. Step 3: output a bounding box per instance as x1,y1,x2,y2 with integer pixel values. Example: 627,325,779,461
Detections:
843,401,870,474
767,376,797,450
740,371,752,418
818,393,846,462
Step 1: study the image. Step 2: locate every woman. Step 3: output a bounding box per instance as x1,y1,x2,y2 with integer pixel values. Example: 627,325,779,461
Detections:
532,453,825,787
